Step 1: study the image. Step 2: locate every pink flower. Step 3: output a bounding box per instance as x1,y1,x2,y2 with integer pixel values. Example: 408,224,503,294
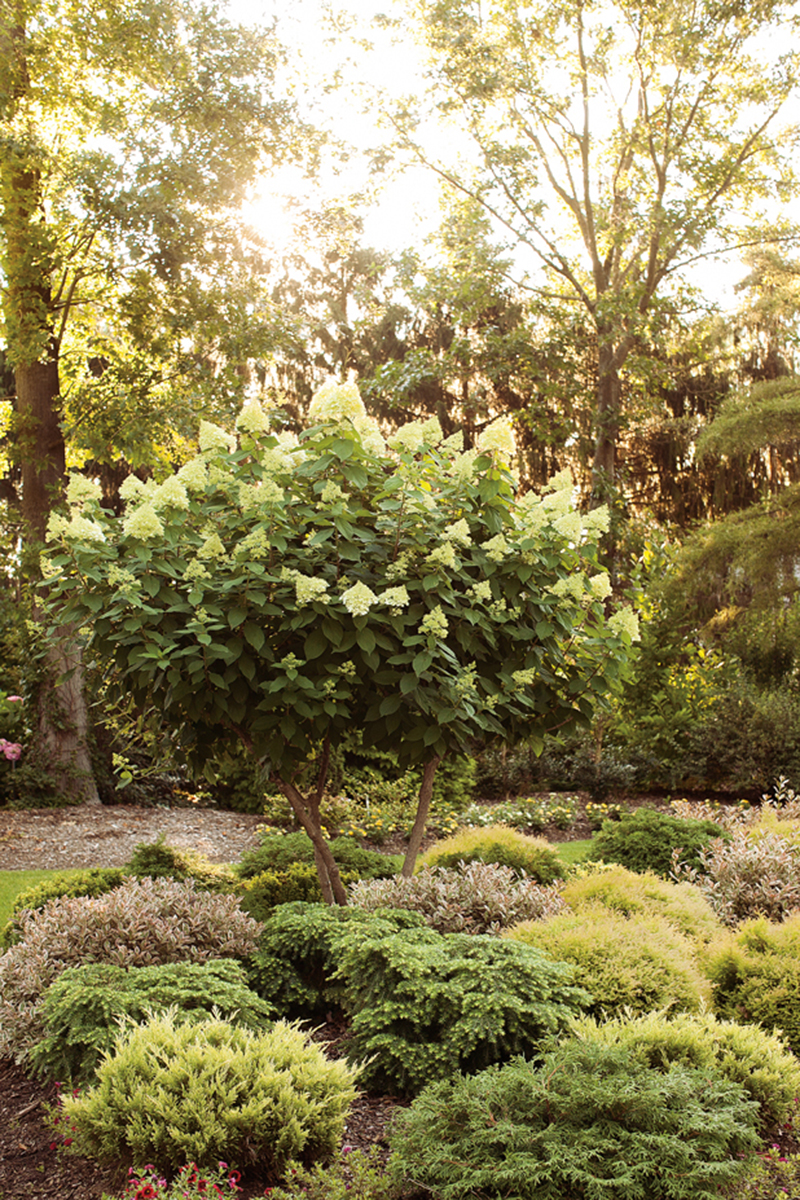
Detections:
7,696,21,703
0,740,22,761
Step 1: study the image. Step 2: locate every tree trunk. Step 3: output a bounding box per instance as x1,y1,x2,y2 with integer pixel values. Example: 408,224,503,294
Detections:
276,778,349,905
590,338,622,507
401,755,441,877
34,618,100,804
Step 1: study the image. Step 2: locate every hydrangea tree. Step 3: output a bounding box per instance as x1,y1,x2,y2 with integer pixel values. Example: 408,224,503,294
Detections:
43,383,639,902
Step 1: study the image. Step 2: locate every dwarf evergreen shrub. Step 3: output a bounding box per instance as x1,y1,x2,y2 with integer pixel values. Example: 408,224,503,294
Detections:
387,1040,760,1200
29,959,275,1084
505,904,709,1017
125,836,238,892
58,1013,357,1176
418,824,565,884
586,807,728,877
0,876,262,1062
705,913,800,1051
334,926,589,1095
562,864,721,944
569,1009,800,1127
348,861,566,934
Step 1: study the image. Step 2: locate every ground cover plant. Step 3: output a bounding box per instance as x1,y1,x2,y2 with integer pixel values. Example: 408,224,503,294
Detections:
386,1039,761,1200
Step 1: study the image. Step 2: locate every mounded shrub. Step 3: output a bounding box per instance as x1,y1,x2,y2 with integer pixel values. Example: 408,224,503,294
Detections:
585,806,729,877
387,1040,760,1200
673,829,800,924
57,1013,358,1176
235,831,400,882
569,1009,800,1128
125,836,238,892
239,863,361,922
562,863,721,944
29,959,276,1084
0,876,262,1063
704,913,800,1051
0,867,126,949
505,904,709,1017
348,861,566,934
334,926,589,1096
246,902,426,1020
418,824,565,884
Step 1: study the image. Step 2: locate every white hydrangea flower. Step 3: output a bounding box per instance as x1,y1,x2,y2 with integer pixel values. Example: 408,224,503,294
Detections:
478,417,516,460
341,580,378,616
67,514,106,542
119,475,149,503
199,532,226,559
236,528,270,559
198,420,236,453
608,607,641,641
153,476,189,511
388,416,443,454
468,580,492,604
261,444,295,475
122,504,164,540
236,400,271,436
542,468,574,493
66,474,102,506
419,605,449,639
282,568,330,606
441,430,464,454
426,542,457,570
353,414,386,457
177,458,208,492
588,573,612,601
321,480,345,503
447,449,479,482
553,511,583,543
108,564,139,588
511,667,539,687
308,380,366,423
541,487,574,515
583,505,611,535
549,575,586,603
184,559,211,581
386,550,412,581
482,533,509,562
381,585,410,609
442,518,471,547
46,512,69,541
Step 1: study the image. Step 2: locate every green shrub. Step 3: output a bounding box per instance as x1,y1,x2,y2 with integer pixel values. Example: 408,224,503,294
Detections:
0,867,126,949
722,1149,800,1200
673,829,800,924
58,1012,358,1176
562,863,721,944
0,876,262,1063
239,862,344,921
246,902,426,1020
569,1009,800,1128
125,836,238,892
348,861,567,934
234,831,399,882
411,754,476,812
705,913,800,1051
418,824,565,884
334,926,589,1096
585,806,729,877
505,904,709,1017
29,959,276,1084
261,1147,401,1200
387,1040,760,1200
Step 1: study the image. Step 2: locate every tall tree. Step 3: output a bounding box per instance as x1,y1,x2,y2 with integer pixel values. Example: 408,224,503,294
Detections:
0,0,300,800
385,0,799,504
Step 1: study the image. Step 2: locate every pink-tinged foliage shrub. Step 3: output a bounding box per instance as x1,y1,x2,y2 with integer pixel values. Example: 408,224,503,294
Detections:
347,861,567,935
672,831,800,925
0,876,262,1063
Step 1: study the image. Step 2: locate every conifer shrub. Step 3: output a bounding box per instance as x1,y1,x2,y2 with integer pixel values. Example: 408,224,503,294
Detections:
569,1009,800,1128
387,1040,760,1200
505,904,709,1017
0,867,126,949
562,863,721,944
125,836,238,892
29,959,276,1084
57,1013,358,1176
672,829,800,924
246,902,426,1020
235,831,400,881
585,806,729,877
348,861,567,934
704,913,800,1051
334,926,589,1096
0,876,262,1063
418,824,565,884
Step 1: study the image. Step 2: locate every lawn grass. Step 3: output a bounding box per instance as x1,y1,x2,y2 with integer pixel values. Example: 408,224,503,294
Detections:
0,868,84,930
553,838,593,866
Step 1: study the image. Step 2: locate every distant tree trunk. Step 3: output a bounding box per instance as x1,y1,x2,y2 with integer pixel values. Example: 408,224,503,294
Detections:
591,337,622,507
